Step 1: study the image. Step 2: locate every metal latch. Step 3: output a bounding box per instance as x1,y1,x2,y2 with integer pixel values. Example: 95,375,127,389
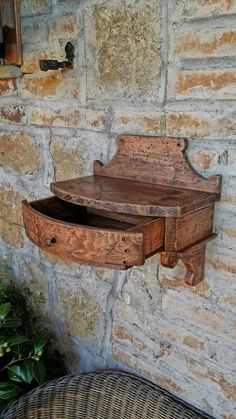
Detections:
39,42,74,72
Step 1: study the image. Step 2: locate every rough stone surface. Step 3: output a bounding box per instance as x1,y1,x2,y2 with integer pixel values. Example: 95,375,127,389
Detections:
50,133,108,181
0,187,26,248
86,0,161,101
58,288,102,338
112,346,185,395
0,79,17,96
30,106,107,131
20,50,58,74
168,69,236,100
18,260,48,319
166,112,236,139
51,138,85,181
172,0,236,22
0,1,236,418
113,256,162,333
49,13,78,42
22,16,49,52
0,105,26,124
20,0,51,17
18,76,79,100
112,110,163,134
0,131,41,173
171,29,236,60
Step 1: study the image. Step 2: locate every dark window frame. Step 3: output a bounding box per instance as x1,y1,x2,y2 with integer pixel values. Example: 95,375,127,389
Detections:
0,0,21,66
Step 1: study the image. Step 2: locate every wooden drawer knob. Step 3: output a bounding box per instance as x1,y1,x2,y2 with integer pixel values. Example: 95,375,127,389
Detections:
44,237,56,247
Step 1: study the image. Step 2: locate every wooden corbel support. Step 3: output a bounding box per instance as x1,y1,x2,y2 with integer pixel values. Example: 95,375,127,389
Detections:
161,234,216,286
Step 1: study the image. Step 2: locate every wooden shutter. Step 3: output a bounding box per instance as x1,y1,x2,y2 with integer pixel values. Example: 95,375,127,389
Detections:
1,0,21,65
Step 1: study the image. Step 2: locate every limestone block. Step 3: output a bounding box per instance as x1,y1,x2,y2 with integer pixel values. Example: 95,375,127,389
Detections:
86,0,161,101
0,131,41,174
0,187,26,248
50,132,109,181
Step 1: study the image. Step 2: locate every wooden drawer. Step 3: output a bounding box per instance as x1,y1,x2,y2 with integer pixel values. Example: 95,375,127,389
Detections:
22,197,164,269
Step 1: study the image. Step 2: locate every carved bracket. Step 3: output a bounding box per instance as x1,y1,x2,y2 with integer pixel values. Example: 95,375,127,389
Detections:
161,235,216,286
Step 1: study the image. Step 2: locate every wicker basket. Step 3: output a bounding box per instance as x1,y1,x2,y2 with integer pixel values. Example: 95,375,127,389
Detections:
2,370,214,419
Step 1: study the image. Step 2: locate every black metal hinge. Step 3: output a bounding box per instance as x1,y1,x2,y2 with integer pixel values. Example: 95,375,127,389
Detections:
39,42,75,72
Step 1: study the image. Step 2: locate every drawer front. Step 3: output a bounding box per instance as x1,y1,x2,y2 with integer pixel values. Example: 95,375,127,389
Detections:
22,200,145,269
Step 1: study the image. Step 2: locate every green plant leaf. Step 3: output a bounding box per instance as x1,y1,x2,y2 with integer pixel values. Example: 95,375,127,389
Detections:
0,303,11,320
32,360,46,385
2,318,22,328
7,367,23,383
8,335,29,346
0,382,11,389
0,382,21,400
7,359,34,384
34,332,49,353
0,335,7,346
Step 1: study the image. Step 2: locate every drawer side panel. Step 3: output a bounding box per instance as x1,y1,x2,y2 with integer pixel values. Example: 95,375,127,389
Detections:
129,218,164,255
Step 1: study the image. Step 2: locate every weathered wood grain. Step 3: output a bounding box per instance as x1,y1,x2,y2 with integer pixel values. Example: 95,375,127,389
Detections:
164,205,214,251
162,206,215,285
22,197,164,269
22,135,221,284
51,176,219,217
181,243,206,286
87,208,152,225
161,234,216,286
129,217,164,256
94,135,222,193
30,196,87,220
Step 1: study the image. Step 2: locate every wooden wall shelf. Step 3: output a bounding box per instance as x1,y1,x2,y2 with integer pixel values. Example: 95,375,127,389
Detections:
22,135,221,286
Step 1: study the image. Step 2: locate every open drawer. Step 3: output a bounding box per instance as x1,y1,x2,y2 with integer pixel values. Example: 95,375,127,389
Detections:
22,196,164,269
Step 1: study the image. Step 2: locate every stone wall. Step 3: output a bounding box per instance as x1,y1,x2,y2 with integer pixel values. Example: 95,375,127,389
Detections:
0,1,236,418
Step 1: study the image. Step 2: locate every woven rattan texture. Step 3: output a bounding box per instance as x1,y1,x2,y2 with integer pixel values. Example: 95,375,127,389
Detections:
2,370,214,419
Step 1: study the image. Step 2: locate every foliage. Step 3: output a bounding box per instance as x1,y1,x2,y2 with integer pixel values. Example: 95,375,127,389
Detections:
0,265,66,414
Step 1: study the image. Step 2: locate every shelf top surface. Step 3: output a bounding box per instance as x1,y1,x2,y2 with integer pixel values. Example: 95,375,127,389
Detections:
51,175,220,217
